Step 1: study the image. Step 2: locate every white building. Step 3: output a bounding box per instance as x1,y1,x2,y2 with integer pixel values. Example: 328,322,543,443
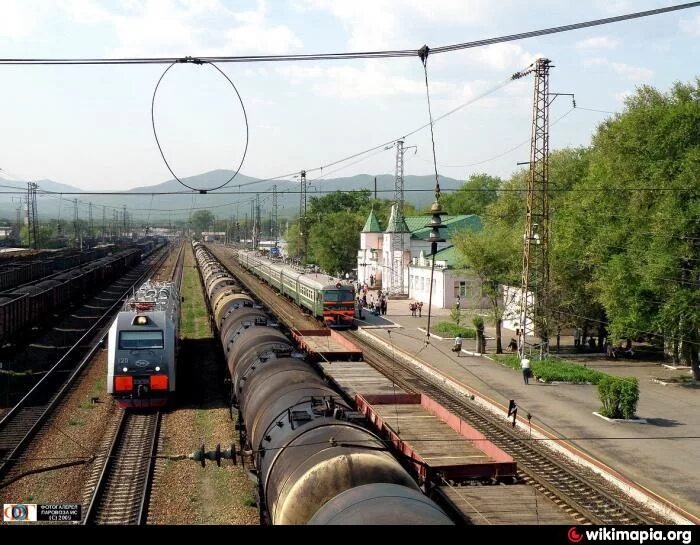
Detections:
357,205,485,309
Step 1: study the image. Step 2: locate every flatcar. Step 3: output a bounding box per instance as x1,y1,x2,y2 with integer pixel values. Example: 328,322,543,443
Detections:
107,279,180,408
237,250,355,328
193,242,452,525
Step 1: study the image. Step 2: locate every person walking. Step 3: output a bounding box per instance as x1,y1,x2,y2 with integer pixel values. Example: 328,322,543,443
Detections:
417,301,423,318
453,335,463,357
521,358,531,385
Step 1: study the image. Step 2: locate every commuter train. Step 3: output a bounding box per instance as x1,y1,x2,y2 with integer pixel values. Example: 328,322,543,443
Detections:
237,250,356,329
193,242,451,525
107,279,180,408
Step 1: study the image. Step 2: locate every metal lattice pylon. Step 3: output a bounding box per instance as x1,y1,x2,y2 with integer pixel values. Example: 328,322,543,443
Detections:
519,58,551,361
272,184,279,246
26,182,38,249
298,170,307,262
392,140,405,293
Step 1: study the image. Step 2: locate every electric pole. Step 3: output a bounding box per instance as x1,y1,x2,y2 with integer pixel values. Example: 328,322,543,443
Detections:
518,58,553,361
26,183,39,249
272,184,279,247
253,193,261,250
88,202,94,240
299,170,307,263
73,198,79,247
392,140,416,295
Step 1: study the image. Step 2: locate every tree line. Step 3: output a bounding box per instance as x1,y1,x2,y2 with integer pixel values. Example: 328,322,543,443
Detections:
452,80,699,378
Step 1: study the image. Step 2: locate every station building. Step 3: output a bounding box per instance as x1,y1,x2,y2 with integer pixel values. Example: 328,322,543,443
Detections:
357,205,486,309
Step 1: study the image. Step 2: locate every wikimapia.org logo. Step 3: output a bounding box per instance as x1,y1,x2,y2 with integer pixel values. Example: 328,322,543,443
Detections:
567,527,693,544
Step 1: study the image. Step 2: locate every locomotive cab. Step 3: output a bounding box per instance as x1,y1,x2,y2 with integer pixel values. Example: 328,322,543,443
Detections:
107,281,179,408
322,283,356,329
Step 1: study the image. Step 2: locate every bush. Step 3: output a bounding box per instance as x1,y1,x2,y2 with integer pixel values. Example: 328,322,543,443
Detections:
494,356,640,419
434,322,476,339
598,376,639,419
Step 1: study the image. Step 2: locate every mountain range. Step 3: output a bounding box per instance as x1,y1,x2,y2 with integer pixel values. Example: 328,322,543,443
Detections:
0,170,464,223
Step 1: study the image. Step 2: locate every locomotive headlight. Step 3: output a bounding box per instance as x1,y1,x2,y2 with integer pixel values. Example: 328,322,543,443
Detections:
155,366,161,372
134,316,149,325
122,367,128,372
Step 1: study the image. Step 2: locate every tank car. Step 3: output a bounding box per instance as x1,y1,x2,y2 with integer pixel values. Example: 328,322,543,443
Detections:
107,279,180,408
193,243,452,525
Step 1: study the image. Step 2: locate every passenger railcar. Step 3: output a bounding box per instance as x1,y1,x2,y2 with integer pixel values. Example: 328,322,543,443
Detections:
237,250,355,328
107,279,179,408
192,242,451,525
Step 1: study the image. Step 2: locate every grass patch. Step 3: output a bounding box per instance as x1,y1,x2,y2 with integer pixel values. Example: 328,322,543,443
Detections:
494,354,605,384
242,494,256,507
434,322,476,339
494,355,640,417
181,249,213,340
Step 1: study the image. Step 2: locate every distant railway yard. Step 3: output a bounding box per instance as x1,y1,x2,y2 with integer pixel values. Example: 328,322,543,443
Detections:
1,239,696,526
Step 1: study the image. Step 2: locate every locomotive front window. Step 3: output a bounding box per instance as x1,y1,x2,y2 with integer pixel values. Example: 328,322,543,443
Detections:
119,330,164,349
324,290,355,302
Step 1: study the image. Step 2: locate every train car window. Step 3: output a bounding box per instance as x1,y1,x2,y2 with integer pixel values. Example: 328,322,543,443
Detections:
119,330,164,350
324,290,355,302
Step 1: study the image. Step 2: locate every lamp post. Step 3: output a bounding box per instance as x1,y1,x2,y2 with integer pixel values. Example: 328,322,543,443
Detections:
424,200,446,343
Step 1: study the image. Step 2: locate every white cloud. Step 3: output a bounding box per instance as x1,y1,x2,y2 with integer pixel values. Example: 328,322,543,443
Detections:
679,13,700,36
277,60,499,111
59,0,301,57
469,43,540,72
575,36,620,50
584,58,653,82
297,0,492,50
0,0,41,38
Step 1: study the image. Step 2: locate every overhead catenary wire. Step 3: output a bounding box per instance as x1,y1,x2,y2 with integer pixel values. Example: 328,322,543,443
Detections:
0,2,698,65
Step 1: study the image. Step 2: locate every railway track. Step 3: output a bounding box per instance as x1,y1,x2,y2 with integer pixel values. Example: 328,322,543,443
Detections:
83,411,161,525
205,244,673,526
346,332,669,525
0,246,171,481
82,242,184,525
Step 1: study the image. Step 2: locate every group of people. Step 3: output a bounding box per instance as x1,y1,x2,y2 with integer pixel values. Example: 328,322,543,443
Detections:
409,301,424,317
357,288,388,317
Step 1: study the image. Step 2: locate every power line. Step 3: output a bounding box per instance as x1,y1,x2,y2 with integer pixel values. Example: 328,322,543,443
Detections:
1,2,698,65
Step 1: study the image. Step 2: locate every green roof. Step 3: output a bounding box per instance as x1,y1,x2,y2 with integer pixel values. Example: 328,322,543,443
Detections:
433,245,457,263
413,245,458,268
404,214,482,240
385,204,410,233
362,209,383,233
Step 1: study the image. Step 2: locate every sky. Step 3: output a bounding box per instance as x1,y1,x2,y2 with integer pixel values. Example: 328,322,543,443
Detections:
1,0,700,192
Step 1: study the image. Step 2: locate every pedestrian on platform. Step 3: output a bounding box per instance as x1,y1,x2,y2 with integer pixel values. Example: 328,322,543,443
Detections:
521,358,531,385
370,274,375,287
417,301,423,317
453,335,463,357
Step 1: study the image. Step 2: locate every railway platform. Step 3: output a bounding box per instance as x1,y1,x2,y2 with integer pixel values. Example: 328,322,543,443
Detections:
357,299,700,522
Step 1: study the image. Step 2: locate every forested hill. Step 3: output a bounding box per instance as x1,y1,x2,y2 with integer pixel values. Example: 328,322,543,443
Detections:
0,171,462,221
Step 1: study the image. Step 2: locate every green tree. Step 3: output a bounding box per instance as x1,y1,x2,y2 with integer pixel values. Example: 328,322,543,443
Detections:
190,210,215,234
454,225,519,353
553,82,700,377
450,304,463,327
20,224,53,248
441,173,502,216
307,210,364,275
